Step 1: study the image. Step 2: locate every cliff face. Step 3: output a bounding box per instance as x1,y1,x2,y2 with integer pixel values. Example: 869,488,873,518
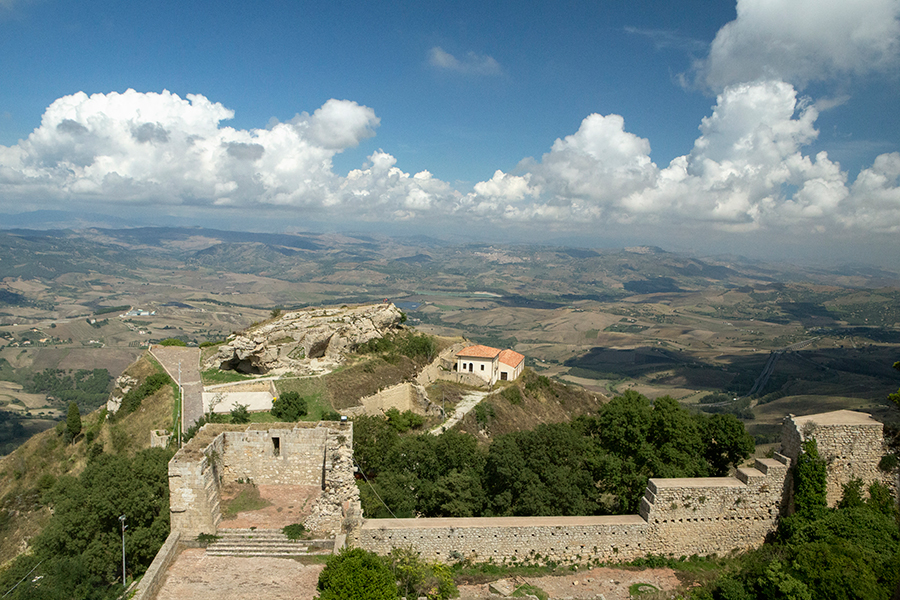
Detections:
207,303,403,375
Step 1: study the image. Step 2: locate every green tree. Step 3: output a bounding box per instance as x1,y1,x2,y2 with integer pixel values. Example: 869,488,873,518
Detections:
158,338,186,346
703,413,756,475
230,403,251,424
66,401,82,442
0,448,173,599
317,547,398,600
271,391,308,421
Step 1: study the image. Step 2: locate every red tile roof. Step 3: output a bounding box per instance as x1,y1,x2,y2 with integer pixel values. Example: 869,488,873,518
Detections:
456,344,501,359
498,349,525,368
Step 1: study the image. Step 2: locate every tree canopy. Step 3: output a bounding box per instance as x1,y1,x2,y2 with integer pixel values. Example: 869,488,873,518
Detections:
356,391,755,518
0,448,173,600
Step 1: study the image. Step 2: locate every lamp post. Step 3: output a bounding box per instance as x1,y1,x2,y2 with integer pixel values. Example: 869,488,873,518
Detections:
119,515,127,587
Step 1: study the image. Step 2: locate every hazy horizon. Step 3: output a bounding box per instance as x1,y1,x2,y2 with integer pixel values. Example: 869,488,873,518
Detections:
1,0,898,267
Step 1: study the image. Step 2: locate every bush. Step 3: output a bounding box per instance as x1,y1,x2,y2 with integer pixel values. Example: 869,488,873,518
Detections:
282,523,307,540
271,391,308,421
230,403,251,424
317,547,398,600
385,408,425,433
158,338,187,347
119,372,172,414
501,385,523,405
322,410,342,421
389,546,457,600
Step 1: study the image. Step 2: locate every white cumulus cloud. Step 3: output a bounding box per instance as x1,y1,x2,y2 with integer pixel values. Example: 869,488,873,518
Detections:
697,0,900,90
0,90,384,211
466,80,900,235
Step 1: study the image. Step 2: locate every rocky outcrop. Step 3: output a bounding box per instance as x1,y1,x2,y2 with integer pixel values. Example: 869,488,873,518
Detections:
106,374,138,414
208,303,403,375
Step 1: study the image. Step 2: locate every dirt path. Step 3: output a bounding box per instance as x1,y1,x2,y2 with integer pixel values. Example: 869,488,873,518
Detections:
218,484,321,530
430,391,488,434
458,566,682,599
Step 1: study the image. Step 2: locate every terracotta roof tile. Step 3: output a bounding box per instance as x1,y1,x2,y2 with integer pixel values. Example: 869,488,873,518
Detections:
498,349,525,367
456,344,501,359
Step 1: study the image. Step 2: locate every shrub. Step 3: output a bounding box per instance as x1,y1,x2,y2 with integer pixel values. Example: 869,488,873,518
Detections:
158,338,187,347
271,391,308,421
317,547,398,600
282,523,307,540
230,403,251,424
119,372,172,414
385,408,425,432
501,385,523,405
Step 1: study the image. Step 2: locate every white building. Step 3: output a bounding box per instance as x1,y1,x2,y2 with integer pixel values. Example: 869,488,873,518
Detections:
456,345,525,385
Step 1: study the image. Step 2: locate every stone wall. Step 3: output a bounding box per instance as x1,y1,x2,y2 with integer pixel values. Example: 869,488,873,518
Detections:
640,456,790,557
782,410,892,506
169,429,226,537
357,456,791,563
360,516,649,563
168,421,358,538
130,531,181,600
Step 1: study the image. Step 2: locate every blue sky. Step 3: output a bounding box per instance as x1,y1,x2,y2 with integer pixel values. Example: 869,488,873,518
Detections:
1,0,899,265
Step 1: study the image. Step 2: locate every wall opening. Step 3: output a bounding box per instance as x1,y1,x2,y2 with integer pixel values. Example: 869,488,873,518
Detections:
272,437,280,456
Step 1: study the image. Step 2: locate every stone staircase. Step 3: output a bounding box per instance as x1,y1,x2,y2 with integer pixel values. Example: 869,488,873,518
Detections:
206,528,333,558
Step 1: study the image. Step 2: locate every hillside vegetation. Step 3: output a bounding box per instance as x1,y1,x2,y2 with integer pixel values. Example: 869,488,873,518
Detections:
0,353,174,568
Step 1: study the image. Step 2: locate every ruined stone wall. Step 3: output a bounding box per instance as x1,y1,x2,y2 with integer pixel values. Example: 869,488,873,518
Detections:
356,383,422,415
782,411,892,506
169,430,226,537
168,422,358,538
357,456,791,563
222,423,332,485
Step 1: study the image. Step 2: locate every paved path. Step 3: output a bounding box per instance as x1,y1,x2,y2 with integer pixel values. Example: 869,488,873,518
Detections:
430,390,488,435
150,346,203,432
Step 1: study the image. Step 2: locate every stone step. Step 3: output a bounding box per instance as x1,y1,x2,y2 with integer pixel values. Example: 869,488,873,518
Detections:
206,528,332,557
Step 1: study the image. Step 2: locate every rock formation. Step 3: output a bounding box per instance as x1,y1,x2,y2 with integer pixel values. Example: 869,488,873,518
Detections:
208,303,404,375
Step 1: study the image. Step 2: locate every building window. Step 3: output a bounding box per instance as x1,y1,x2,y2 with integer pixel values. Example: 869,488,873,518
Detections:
480,364,485,371
469,363,473,372
272,437,280,457
500,372,508,380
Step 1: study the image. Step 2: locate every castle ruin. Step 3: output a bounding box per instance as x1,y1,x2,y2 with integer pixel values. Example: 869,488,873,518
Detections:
167,409,895,564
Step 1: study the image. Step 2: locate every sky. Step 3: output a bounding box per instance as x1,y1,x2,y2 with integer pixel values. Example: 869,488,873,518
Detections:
0,0,899,265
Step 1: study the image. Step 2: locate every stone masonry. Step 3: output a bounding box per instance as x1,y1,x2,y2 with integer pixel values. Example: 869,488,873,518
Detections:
168,421,359,538
166,409,895,565
781,409,893,506
358,456,790,563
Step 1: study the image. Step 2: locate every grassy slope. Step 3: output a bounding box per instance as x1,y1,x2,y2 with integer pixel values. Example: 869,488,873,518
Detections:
0,352,174,567
456,369,607,442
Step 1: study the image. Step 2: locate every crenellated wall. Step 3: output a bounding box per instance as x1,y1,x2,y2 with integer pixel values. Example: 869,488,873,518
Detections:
357,456,791,563
356,410,896,564
781,410,893,506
